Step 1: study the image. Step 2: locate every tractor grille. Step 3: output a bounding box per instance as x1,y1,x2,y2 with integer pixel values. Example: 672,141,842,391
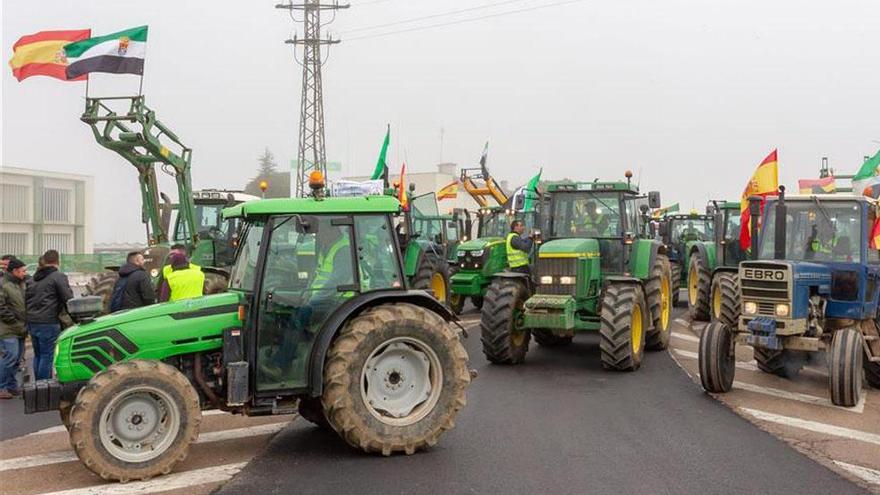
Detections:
739,262,789,302
536,257,577,296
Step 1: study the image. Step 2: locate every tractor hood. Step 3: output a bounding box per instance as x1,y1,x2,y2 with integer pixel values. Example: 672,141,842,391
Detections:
458,237,504,251
538,238,600,257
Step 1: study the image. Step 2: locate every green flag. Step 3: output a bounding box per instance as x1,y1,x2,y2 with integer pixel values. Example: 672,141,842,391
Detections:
852,149,880,195
371,125,390,181
522,168,542,212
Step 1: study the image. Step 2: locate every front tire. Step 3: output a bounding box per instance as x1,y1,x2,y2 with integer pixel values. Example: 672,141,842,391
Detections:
670,262,682,306
449,293,465,315
68,360,201,482
699,322,735,393
829,328,864,407
480,278,531,364
411,253,449,305
599,284,647,371
646,255,673,350
711,272,740,327
322,303,469,455
688,253,711,322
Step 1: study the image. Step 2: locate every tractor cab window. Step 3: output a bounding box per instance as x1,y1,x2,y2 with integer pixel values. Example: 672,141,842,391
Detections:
446,220,460,242
256,215,355,391
622,196,647,235
480,210,511,238
670,218,713,244
355,215,403,291
724,210,742,242
760,200,862,263
229,220,264,291
551,192,622,238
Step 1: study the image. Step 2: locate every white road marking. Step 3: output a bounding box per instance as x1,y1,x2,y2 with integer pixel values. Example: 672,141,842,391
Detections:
26,425,67,436
41,462,248,495
834,461,880,486
740,408,880,446
733,381,865,413
671,332,700,343
0,422,287,472
672,348,759,371
674,318,690,327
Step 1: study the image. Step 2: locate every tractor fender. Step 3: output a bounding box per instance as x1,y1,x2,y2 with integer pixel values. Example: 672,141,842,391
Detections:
712,265,738,277
688,242,715,273
604,275,643,287
630,240,666,279
306,289,458,396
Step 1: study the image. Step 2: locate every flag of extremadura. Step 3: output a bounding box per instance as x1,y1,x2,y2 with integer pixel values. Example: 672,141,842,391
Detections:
64,25,148,79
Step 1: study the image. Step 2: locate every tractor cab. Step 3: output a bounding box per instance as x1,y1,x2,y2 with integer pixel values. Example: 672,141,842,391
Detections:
173,190,261,269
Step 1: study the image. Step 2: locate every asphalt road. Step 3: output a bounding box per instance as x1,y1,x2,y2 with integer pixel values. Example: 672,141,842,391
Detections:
218,307,867,495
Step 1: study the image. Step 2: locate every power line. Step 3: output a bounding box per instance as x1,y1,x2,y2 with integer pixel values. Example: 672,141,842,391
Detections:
341,0,532,34
346,0,586,41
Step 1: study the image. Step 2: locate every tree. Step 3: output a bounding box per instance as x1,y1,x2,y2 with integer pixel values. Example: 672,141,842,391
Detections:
244,147,290,198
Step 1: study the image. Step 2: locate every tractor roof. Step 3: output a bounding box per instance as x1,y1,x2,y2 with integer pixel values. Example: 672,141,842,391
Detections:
194,190,260,203
765,194,875,205
223,195,401,219
546,181,638,194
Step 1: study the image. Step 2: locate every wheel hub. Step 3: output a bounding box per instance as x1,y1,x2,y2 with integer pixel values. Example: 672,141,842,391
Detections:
99,387,180,463
362,338,443,426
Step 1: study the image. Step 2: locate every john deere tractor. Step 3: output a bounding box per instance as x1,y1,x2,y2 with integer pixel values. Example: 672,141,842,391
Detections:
700,189,880,406
398,192,459,305
659,211,713,306
23,187,470,481
77,96,257,310
683,201,744,324
480,174,672,371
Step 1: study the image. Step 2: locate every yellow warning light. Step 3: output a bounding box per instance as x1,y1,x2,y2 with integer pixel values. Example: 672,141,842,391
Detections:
625,170,633,179
308,170,325,189
259,180,269,192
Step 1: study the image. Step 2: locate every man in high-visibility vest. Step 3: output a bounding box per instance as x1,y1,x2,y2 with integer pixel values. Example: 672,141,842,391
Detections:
581,200,610,236
506,220,533,275
158,252,205,302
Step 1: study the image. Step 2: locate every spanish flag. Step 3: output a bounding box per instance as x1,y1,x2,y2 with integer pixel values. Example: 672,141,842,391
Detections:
9,29,91,82
739,150,779,250
797,176,836,195
398,163,409,210
437,180,458,200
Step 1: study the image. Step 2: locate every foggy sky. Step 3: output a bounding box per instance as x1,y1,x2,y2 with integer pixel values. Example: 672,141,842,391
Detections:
3,0,879,243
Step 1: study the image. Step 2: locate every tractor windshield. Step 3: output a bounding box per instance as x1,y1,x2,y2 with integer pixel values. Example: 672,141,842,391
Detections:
759,200,863,263
229,220,265,291
551,192,621,238
724,209,742,241
670,218,713,244
480,210,512,238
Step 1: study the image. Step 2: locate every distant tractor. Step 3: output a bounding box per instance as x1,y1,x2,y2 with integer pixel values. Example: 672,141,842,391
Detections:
399,192,460,306
680,201,745,324
77,96,258,309
699,189,880,406
480,174,672,371
23,184,470,481
659,211,714,306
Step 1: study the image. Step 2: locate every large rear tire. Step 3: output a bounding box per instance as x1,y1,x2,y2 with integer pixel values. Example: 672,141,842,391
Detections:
646,255,673,351
83,270,119,314
411,253,449,305
687,253,711,322
711,272,740,327
670,262,682,306
202,271,228,295
480,278,531,364
68,360,201,482
322,303,469,455
699,322,735,393
532,329,573,347
449,293,466,315
599,284,647,371
829,328,864,407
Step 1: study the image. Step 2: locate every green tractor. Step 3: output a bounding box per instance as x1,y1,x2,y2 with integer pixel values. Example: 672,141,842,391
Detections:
659,211,714,306
683,201,745,325
480,175,672,370
23,192,471,481
449,206,542,314
78,96,257,310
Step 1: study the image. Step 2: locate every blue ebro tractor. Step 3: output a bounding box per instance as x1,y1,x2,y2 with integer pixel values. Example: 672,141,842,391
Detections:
699,188,880,407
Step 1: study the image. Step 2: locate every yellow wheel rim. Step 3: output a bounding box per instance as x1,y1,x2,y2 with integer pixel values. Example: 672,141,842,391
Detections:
511,330,526,347
660,274,670,330
688,264,698,306
712,285,722,319
450,293,462,305
631,303,643,353
430,272,447,301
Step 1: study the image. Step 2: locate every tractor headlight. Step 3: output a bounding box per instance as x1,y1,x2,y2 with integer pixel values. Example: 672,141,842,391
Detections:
775,303,790,317
470,249,484,257
744,301,758,315
457,251,466,258
539,276,554,284
150,268,159,278
559,276,575,285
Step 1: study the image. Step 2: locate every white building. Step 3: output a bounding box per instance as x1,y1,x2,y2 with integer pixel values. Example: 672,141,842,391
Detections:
0,166,94,255
344,163,510,215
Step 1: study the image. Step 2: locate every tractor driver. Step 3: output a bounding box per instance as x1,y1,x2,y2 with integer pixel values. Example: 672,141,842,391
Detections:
261,223,354,382
580,200,611,237
507,220,533,275
681,221,704,242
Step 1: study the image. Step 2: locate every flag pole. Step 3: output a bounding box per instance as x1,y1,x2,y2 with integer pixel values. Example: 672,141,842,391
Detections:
138,73,144,96
85,75,89,98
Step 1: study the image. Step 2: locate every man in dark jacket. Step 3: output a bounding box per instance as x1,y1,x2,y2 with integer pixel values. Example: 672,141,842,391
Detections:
1,258,28,398
113,251,156,310
26,250,73,380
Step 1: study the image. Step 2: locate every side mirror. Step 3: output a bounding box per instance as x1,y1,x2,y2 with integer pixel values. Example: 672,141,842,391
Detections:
648,191,661,209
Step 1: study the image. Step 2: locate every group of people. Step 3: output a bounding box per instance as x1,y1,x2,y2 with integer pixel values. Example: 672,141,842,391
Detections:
0,243,206,399
0,250,73,399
